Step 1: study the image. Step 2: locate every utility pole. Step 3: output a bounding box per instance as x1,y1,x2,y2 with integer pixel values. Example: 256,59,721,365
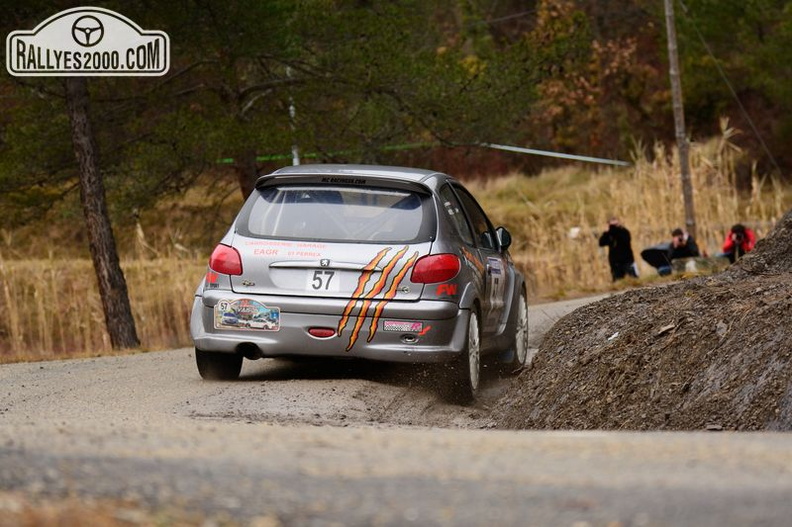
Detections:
664,0,697,238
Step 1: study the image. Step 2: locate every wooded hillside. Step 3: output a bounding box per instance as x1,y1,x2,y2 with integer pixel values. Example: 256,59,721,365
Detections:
3,0,790,227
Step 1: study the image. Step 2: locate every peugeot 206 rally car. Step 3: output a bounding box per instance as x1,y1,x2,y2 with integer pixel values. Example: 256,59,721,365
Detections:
190,164,528,403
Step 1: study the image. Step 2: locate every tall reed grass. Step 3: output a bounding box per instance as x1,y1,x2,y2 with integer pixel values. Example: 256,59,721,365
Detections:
0,257,205,362
470,126,790,297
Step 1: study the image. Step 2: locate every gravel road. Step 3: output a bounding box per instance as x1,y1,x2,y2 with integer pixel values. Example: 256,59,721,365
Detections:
2,294,792,526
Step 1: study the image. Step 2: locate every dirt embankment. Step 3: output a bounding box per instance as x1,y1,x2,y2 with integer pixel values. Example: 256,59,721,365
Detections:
493,210,792,431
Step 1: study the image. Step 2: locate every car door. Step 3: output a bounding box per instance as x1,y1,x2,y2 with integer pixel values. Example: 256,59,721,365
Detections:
451,184,507,335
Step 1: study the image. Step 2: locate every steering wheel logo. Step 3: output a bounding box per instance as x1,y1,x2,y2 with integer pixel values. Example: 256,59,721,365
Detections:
71,15,104,47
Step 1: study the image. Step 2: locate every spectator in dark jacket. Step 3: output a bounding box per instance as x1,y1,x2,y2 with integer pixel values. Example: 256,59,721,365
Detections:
641,227,701,276
650,227,702,275
599,217,638,281
669,228,700,260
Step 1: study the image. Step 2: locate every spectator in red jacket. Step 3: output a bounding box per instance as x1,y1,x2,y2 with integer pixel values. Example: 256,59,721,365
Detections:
720,223,756,263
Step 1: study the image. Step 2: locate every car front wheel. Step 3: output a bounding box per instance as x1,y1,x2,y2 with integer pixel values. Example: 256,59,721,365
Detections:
445,309,481,405
195,349,243,380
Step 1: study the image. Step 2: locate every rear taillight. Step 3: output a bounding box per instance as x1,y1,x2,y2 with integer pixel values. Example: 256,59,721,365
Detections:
410,254,460,284
209,244,243,276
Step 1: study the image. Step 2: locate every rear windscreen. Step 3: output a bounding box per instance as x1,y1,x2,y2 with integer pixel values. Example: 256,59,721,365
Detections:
237,184,434,243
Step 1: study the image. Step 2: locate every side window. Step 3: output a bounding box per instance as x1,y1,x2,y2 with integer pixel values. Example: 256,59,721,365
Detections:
439,185,474,246
453,185,497,251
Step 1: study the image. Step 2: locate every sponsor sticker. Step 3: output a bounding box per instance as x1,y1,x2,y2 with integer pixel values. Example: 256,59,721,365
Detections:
205,271,219,289
383,320,424,333
436,283,458,296
6,6,170,77
487,257,503,275
320,177,367,185
214,298,280,331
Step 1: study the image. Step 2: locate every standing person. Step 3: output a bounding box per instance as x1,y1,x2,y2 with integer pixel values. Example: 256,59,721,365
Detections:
720,223,756,263
599,217,638,281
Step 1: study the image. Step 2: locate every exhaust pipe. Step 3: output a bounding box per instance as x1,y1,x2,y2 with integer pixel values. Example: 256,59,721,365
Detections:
238,343,263,360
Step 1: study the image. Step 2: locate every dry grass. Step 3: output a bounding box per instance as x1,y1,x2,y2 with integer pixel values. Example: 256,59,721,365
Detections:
0,129,789,361
0,257,205,363
0,172,237,363
469,128,791,298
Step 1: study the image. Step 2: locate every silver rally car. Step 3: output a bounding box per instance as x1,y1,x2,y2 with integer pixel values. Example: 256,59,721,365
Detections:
190,164,529,403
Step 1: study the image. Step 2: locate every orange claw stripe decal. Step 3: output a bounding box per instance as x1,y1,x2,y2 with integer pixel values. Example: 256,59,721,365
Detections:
368,251,419,341
344,246,410,351
336,247,391,337
461,247,485,274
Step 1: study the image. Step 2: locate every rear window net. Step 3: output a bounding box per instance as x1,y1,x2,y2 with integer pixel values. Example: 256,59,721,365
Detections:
238,185,434,243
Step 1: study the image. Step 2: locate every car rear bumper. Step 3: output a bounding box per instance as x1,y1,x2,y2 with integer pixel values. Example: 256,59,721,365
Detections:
190,293,469,363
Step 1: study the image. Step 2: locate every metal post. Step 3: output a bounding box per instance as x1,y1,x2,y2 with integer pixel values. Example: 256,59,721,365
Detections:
664,0,697,238
287,66,300,166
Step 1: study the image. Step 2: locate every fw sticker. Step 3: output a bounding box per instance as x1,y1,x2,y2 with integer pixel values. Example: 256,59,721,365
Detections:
6,6,170,77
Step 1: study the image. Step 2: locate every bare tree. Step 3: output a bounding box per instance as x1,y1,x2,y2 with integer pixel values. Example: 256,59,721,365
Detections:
65,77,140,350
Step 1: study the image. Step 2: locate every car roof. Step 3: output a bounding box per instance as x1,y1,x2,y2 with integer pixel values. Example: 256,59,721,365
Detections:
264,164,450,185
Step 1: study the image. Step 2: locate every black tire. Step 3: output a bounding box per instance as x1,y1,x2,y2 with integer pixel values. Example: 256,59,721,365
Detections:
444,309,481,405
195,349,243,380
502,288,529,375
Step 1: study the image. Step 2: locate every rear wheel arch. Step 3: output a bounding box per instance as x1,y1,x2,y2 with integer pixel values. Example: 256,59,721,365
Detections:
457,281,480,310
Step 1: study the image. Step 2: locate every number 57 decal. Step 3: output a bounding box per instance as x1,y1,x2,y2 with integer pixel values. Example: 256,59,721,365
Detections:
309,270,337,291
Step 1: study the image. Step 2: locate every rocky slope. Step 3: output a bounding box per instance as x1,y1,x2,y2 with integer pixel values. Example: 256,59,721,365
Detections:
493,210,792,431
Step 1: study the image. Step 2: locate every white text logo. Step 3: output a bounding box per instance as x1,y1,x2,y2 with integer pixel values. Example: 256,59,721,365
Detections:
6,6,170,76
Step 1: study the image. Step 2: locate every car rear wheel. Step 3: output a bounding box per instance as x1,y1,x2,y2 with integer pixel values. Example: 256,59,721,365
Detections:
503,289,529,374
195,349,243,380
445,309,481,405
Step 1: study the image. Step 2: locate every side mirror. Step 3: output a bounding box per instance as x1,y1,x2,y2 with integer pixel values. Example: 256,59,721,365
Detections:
496,226,512,251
